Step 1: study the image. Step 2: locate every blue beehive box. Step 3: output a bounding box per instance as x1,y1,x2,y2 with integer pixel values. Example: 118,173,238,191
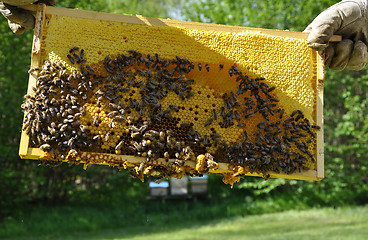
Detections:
149,181,169,197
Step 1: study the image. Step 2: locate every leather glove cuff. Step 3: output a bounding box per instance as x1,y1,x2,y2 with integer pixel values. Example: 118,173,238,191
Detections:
0,0,55,34
305,0,368,70
0,2,35,29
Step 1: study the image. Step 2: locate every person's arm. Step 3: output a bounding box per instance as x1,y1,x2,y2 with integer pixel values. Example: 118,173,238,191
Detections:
0,0,55,34
304,0,368,70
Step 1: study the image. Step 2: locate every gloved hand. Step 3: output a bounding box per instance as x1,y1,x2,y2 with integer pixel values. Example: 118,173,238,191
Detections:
304,0,368,71
0,0,55,34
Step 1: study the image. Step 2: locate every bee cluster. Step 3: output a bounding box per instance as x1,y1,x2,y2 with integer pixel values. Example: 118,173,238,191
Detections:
22,46,320,183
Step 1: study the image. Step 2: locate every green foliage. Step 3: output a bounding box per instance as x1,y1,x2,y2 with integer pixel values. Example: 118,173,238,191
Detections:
0,16,34,216
0,192,310,239
182,0,339,30
2,203,367,239
292,68,368,206
237,178,288,195
58,0,182,18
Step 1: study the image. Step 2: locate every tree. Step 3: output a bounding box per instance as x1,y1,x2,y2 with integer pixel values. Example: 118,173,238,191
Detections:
182,0,338,31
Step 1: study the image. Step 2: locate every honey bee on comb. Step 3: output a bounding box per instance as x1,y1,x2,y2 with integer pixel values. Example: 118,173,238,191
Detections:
22,46,319,186
20,11,323,185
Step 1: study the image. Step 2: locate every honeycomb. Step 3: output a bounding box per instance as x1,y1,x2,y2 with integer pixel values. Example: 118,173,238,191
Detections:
21,8,322,185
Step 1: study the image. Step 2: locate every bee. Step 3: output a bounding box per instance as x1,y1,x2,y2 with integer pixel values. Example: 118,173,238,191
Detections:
136,69,145,76
86,65,95,72
180,122,191,128
243,130,248,141
279,109,285,119
290,110,301,117
212,109,218,120
311,125,321,130
234,110,240,121
174,159,185,167
261,86,270,97
210,132,221,142
67,137,75,148
93,135,101,142
204,118,213,127
230,91,237,101
109,120,115,128
219,64,224,70
79,125,88,133
244,112,254,118
105,131,112,142
295,114,303,122
133,80,144,88
107,111,118,118
164,152,170,161
268,86,276,92
67,149,78,158
284,118,294,123
264,126,274,132
80,49,85,59
229,69,233,77
256,121,266,129
67,54,75,64
146,149,154,159
128,77,135,86
155,53,160,62
205,64,210,72
127,49,137,56
231,65,238,72
69,46,79,53
145,54,153,62
220,106,225,116
308,154,316,162
121,87,130,92
308,130,316,138
72,53,81,63
28,67,40,74
203,135,209,146
226,97,234,109
141,139,149,148
169,104,179,112
136,162,145,174
39,143,52,152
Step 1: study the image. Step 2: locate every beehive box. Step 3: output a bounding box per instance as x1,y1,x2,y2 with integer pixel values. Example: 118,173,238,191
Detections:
170,177,189,196
19,4,333,186
190,175,208,196
149,181,169,197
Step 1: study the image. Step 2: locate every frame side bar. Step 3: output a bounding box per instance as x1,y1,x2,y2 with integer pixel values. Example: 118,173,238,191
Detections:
19,4,46,158
316,51,325,180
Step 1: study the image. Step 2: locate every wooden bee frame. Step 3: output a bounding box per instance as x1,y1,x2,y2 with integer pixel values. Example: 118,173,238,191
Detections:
19,4,338,181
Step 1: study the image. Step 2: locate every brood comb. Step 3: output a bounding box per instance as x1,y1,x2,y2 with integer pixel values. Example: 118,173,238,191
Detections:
19,4,329,185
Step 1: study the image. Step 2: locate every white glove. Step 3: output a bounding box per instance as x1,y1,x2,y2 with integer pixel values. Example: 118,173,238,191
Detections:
304,0,368,70
0,0,55,34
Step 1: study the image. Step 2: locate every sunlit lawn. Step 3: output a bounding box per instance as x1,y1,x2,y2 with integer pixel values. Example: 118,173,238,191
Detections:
11,205,367,240
89,206,368,240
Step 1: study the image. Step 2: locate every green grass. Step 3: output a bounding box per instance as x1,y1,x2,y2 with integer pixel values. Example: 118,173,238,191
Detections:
1,204,368,240
115,206,368,240
0,193,308,240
